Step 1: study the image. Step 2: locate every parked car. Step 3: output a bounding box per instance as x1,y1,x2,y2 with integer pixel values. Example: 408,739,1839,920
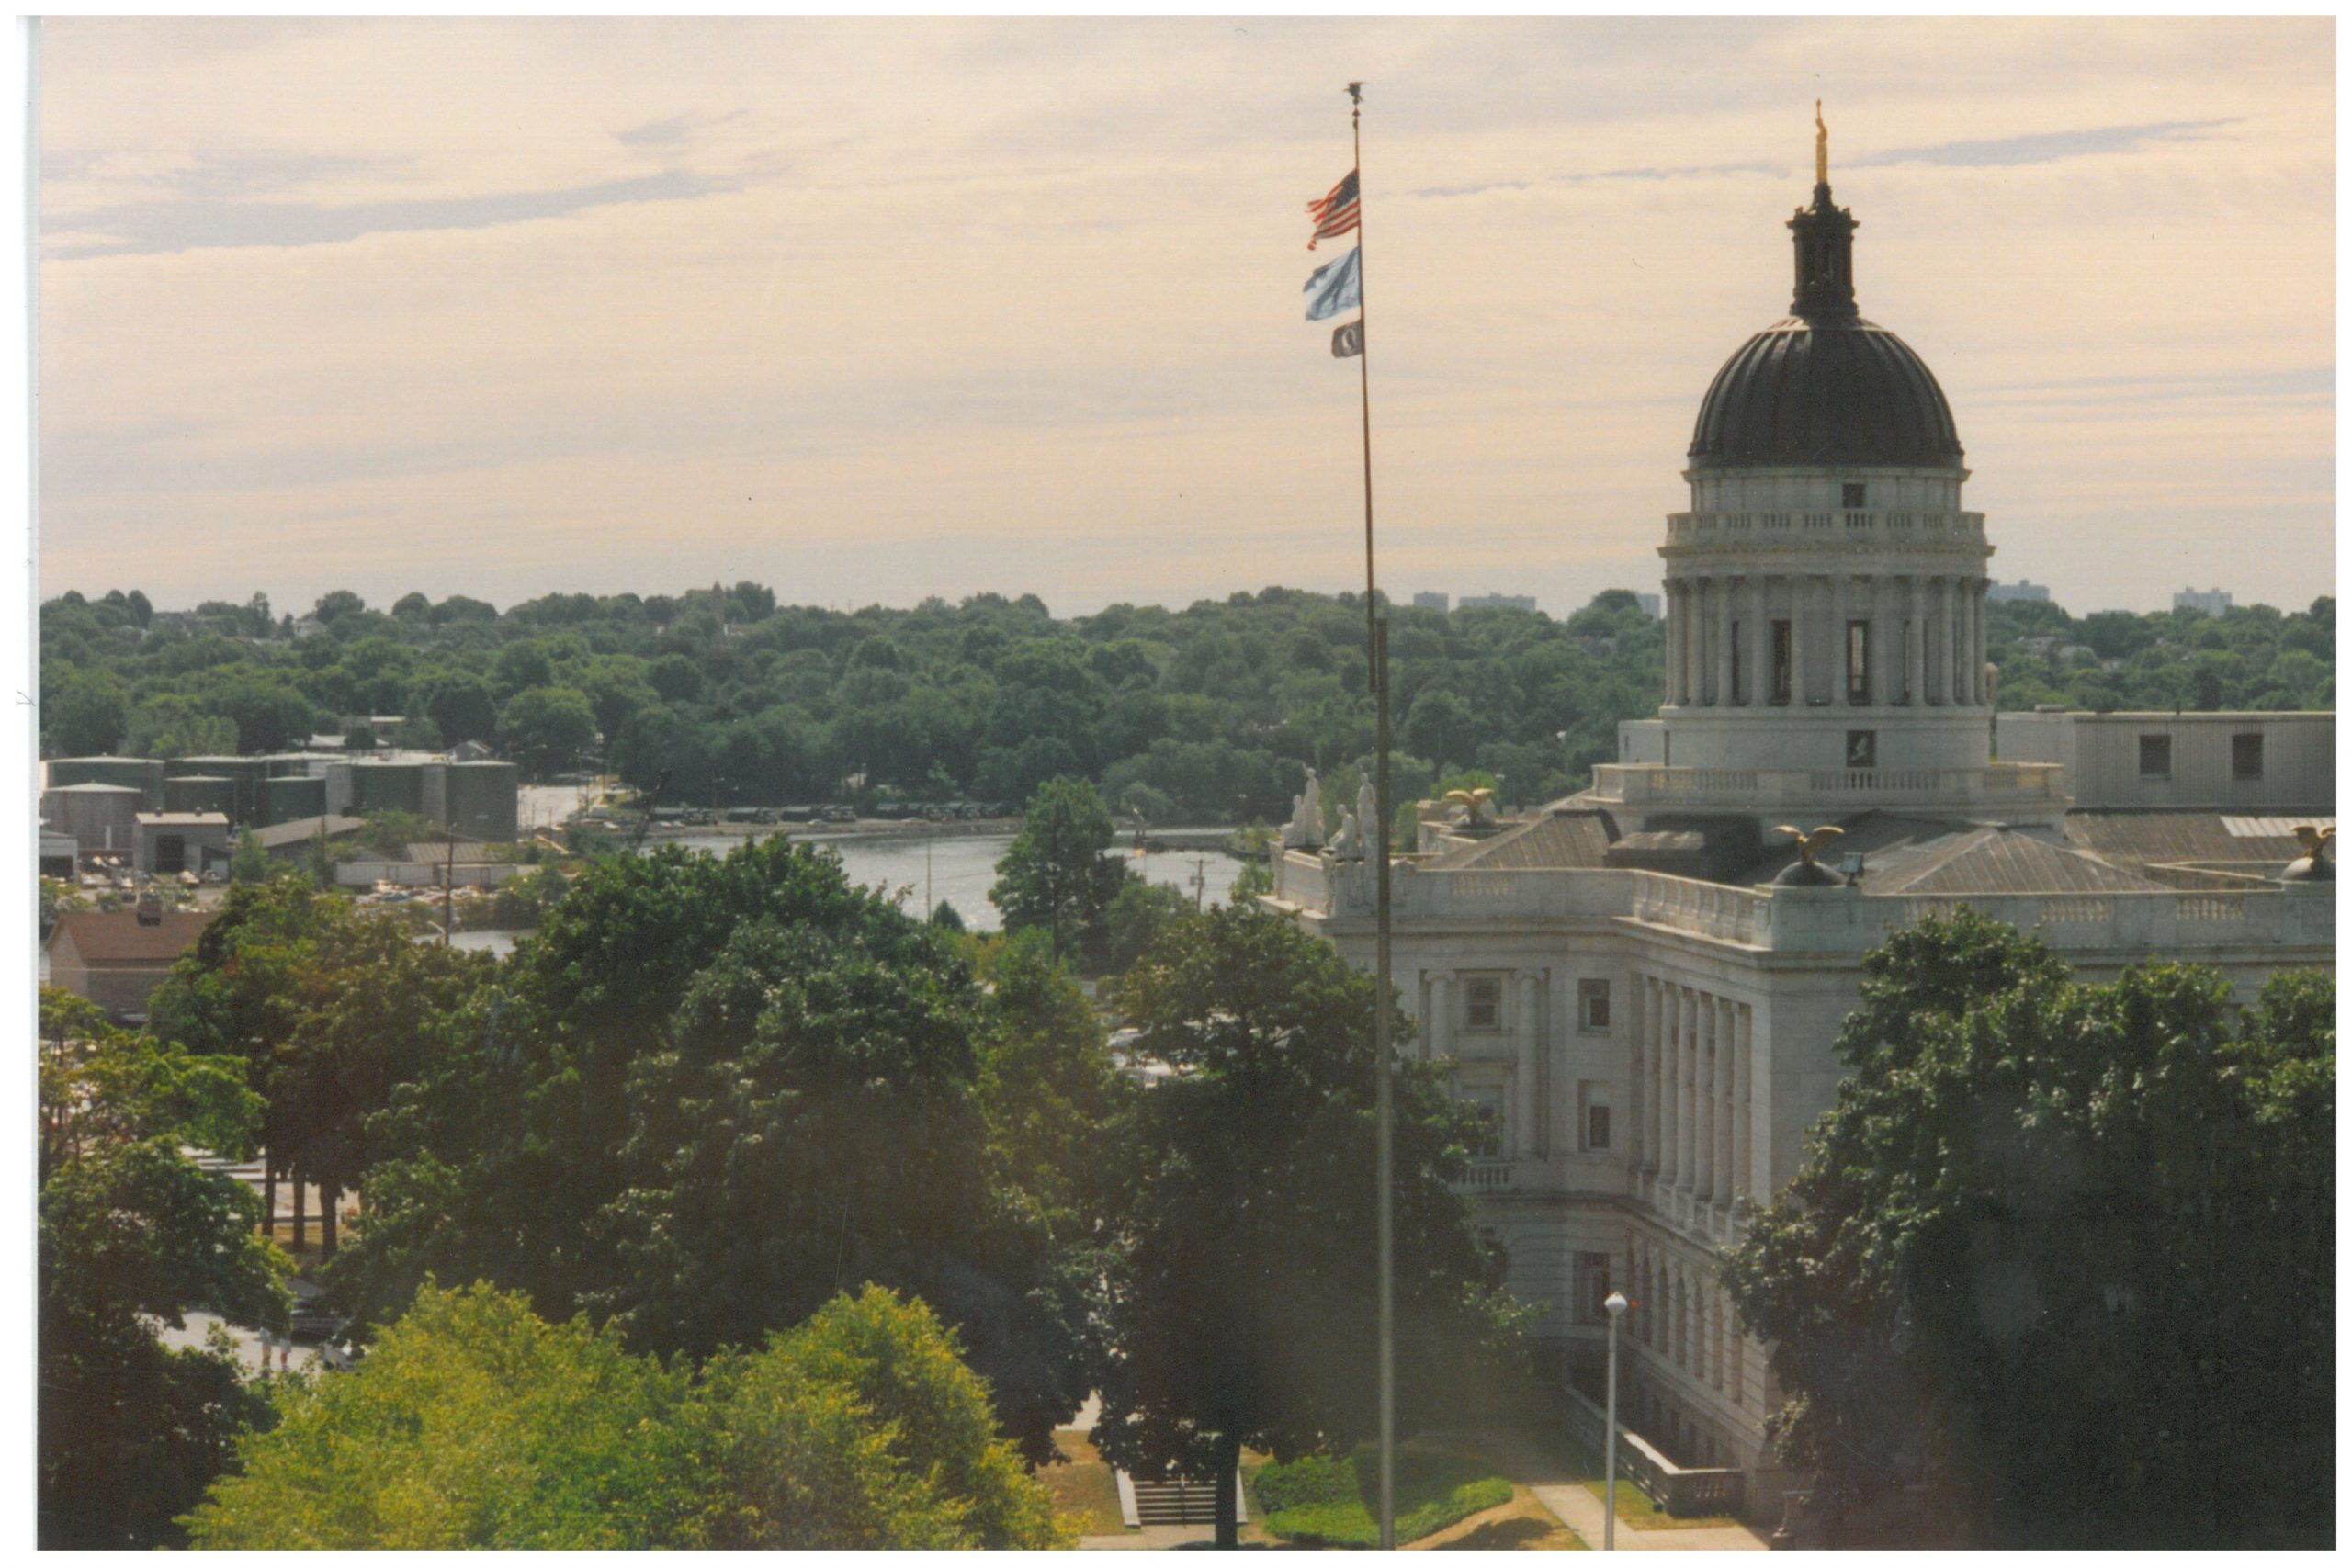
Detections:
288,1304,346,1345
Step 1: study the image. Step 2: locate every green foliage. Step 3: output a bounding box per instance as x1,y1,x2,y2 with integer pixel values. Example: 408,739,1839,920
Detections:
929,897,967,931
331,836,1095,1463
229,827,271,884
1722,912,2334,1548
1256,1446,1513,1547
1103,874,1192,973
46,669,130,755
39,999,288,1548
1093,905,1532,1545
183,1283,1071,1549
497,684,598,777
989,776,1131,970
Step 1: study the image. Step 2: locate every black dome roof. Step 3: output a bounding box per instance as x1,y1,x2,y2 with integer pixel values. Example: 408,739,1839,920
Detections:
1689,316,1963,472
1687,177,1964,473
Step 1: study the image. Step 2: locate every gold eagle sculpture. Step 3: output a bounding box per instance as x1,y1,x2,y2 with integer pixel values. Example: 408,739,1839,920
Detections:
2293,824,2335,862
1444,786,1497,824
1776,822,1846,866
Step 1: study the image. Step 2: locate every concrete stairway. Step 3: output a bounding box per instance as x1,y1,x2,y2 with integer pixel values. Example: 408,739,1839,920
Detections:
1115,1471,1245,1528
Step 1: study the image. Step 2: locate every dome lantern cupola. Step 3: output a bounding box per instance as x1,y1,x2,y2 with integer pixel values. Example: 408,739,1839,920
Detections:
1789,106,1860,322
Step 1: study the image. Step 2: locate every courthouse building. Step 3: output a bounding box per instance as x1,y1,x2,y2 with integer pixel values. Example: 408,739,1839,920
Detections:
1265,155,2335,1514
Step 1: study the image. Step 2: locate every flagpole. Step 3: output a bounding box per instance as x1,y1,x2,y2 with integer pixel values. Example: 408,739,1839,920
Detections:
1348,78,1398,1557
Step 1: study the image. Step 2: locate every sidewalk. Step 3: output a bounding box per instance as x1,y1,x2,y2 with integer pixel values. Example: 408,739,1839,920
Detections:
1470,1429,1770,1551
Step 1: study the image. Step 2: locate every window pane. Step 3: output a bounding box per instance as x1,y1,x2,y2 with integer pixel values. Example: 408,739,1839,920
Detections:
2233,733,2264,781
2140,735,2172,778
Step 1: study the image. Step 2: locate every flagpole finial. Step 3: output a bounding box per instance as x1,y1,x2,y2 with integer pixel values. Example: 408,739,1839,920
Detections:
1347,81,1363,104
1815,99,1828,188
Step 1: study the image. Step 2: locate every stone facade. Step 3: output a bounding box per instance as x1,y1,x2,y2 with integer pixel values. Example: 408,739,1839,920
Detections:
1268,155,2339,1514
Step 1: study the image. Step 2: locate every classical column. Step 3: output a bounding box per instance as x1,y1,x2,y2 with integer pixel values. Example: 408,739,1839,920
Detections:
1972,578,1988,705
1665,582,1685,703
1729,1320,1746,1407
1660,983,1680,1183
1940,576,1960,705
1627,978,1645,1170
1830,572,1850,704
1747,577,1769,707
1426,973,1450,1063
1678,987,1699,1191
1694,998,1716,1201
1514,973,1542,1158
1732,1002,1754,1206
1789,576,1809,706
1713,996,1736,1205
1710,575,1731,708
1645,978,1665,1172
1905,575,1926,705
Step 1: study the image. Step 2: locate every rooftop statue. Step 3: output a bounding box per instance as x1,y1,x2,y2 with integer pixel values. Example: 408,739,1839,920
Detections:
1815,99,1828,186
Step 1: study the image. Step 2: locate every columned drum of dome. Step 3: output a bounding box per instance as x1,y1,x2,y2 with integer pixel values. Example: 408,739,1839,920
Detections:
1615,141,2031,810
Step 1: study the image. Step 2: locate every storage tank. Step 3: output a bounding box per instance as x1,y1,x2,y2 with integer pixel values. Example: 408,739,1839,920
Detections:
167,755,267,825
444,761,521,841
47,756,165,810
164,774,238,818
41,782,142,852
349,760,426,817
263,773,328,827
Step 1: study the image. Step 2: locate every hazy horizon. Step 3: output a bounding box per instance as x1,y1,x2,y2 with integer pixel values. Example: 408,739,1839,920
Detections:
38,17,2335,620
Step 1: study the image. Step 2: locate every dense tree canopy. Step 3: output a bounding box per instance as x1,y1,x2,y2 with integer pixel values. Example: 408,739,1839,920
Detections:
1722,913,2334,1549
182,1283,1070,1549
38,988,288,1549
40,581,2330,801
1092,907,1532,1548
324,836,1098,1461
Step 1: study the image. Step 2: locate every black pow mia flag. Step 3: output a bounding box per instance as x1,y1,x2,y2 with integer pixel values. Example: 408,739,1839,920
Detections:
1331,320,1363,358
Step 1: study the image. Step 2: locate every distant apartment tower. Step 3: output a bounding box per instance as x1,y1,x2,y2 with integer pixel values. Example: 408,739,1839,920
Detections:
1459,592,1538,612
1987,579,2052,604
1412,591,1451,613
1635,592,1662,617
2175,586,2233,615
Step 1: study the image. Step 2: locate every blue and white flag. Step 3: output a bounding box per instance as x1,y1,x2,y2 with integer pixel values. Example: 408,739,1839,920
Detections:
1303,247,1361,321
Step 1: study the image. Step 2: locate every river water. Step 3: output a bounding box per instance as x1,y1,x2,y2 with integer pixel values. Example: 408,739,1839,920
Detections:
446,829,1247,957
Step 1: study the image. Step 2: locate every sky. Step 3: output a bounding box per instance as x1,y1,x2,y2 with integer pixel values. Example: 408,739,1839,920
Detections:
34,17,2335,620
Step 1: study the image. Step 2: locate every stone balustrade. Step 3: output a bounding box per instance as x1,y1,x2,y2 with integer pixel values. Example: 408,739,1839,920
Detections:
1264,847,2334,957
1553,1381,1746,1518
1588,761,2066,812
1666,507,1985,544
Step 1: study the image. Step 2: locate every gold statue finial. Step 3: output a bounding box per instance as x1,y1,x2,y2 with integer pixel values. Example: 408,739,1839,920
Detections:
1815,100,1828,186
2294,824,2335,861
1776,822,1845,866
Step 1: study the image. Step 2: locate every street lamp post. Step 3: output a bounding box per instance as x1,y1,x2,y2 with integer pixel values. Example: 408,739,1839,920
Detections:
1603,1290,1629,1550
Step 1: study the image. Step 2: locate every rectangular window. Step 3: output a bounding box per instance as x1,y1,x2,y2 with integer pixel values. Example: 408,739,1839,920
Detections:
1586,1103,1612,1152
1464,977,1502,1031
1728,621,1742,704
2233,732,2265,782
1771,620,1792,703
1842,481,1867,509
1578,978,1611,1031
1845,730,1878,770
2139,735,2173,779
1577,1251,1613,1324
1846,620,1871,705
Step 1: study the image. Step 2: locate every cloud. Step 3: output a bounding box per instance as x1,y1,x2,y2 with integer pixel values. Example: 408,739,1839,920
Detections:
1850,118,2238,169
1410,160,1778,199
47,168,717,258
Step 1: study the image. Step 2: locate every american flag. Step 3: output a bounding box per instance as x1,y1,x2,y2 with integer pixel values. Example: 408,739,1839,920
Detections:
1306,169,1359,250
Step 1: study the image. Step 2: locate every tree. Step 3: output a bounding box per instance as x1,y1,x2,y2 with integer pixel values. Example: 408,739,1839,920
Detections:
182,1283,1071,1549
47,670,130,756
972,933,1131,1231
989,776,1128,969
39,1007,287,1548
311,589,366,624
497,685,598,777
1094,906,1531,1548
229,828,272,885
329,838,1096,1463
1103,874,1191,973
1721,912,2334,1548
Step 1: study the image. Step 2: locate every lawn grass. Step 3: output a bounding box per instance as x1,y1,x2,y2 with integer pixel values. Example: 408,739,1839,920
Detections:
1037,1430,1127,1536
1560,1442,1737,1530
1257,1443,1514,1548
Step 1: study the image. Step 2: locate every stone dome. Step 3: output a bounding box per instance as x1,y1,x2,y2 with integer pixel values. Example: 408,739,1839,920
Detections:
1687,176,1964,474
1688,316,1964,472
